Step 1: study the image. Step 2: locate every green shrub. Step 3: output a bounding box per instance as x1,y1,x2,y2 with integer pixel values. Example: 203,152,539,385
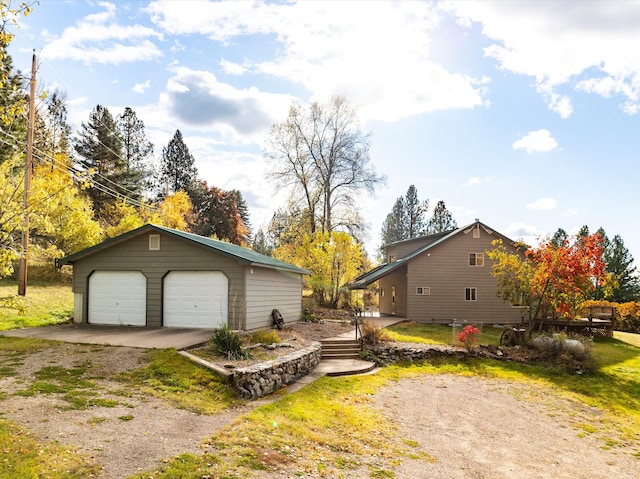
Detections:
210,324,251,360
246,329,281,345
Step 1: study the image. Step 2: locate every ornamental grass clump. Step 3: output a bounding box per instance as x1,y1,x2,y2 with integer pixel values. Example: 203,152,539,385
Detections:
210,324,251,360
360,320,392,346
457,325,481,350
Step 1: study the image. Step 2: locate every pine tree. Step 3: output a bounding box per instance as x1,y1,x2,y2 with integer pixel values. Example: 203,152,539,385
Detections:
116,107,154,199
252,229,272,256
426,200,457,234
160,129,197,196
603,234,640,302
380,185,431,250
73,105,129,220
380,196,407,247
0,44,26,164
405,185,428,238
551,228,569,247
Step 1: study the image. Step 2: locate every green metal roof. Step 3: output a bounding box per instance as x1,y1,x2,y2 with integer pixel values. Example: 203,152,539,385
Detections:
57,223,310,275
346,220,514,290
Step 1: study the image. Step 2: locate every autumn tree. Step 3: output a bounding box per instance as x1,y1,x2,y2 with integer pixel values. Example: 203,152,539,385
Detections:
188,180,250,246
488,233,607,337
160,129,197,197
426,200,457,234
278,230,364,308
265,96,385,236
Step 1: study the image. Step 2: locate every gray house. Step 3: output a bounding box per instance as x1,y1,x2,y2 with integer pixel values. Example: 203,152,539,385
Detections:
348,220,523,325
57,224,309,330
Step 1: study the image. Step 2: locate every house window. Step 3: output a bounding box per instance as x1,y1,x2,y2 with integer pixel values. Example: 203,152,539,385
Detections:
389,254,396,263
149,234,160,251
469,253,484,266
416,287,430,295
465,287,477,301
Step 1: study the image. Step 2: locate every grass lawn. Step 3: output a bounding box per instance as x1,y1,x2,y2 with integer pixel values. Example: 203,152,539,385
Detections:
0,280,73,330
386,321,504,346
2,286,639,478
130,326,640,479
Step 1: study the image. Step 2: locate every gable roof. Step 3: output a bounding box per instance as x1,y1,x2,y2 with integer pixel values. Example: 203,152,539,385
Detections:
56,224,310,275
346,220,514,289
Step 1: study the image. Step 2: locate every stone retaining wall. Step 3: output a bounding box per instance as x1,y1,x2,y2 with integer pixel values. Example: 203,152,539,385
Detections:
367,342,510,365
181,342,322,400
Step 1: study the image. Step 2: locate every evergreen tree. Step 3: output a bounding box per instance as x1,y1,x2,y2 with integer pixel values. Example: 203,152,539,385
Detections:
73,105,130,220
426,200,457,234
34,89,72,169
116,107,154,199
550,228,569,247
380,185,433,252
380,196,406,247
0,44,26,164
405,184,428,238
602,233,640,302
160,129,197,196
252,229,272,256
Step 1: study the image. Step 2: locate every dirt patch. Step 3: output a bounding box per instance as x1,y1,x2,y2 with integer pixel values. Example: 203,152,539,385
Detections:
371,375,640,479
3,323,639,478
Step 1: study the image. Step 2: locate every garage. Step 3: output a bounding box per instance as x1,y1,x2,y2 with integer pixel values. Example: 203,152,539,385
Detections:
88,271,147,326
58,224,308,330
163,271,228,328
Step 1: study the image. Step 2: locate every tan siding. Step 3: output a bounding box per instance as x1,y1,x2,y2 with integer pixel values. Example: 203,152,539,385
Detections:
386,237,431,262
378,265,407,317
72,232,246,328
245,267,303,330
406,227,521,324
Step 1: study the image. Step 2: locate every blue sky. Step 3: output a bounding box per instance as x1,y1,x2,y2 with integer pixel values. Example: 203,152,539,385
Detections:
8,1,640,261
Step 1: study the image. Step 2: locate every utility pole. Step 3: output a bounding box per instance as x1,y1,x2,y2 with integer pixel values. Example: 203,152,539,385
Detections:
18,50,36,296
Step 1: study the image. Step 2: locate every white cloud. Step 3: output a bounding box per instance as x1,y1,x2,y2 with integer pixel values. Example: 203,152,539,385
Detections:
159,67,293,143
526,198,557,211
446,1,640,116
465,177,480,186
41,2,163,65
503,221,544,246
220,58,247,75
512,129,558,153
133,80,151,93
147,1,486,122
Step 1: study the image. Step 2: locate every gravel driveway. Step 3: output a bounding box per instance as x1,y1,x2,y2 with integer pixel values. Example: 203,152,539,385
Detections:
2,339,639,478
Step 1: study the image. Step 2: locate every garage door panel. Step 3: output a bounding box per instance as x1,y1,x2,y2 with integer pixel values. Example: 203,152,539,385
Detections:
164,271,228,328
89,271,146,326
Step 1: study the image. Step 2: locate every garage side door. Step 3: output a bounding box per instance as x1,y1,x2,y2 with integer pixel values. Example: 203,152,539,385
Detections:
163,271,228,328
89,271,147,326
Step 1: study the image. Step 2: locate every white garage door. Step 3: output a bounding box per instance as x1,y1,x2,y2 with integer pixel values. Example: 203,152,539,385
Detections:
89,271,147,326
163,271,228,328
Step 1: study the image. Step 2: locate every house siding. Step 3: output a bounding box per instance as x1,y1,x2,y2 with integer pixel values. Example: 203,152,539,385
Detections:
378,264,408,317
245,267,304,330
386,238,431,262
71,232,246,328
405,226,522,324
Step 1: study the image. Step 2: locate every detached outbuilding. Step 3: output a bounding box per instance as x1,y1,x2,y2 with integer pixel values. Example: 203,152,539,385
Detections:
57,224,309,330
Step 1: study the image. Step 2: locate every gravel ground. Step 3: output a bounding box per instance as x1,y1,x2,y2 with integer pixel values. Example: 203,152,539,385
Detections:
2,323,639,478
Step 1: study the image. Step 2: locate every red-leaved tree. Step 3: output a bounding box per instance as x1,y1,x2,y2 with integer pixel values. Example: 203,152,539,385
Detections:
489,233,607,335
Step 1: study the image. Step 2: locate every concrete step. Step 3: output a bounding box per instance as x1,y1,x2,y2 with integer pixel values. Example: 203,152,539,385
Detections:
320,338,361,359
